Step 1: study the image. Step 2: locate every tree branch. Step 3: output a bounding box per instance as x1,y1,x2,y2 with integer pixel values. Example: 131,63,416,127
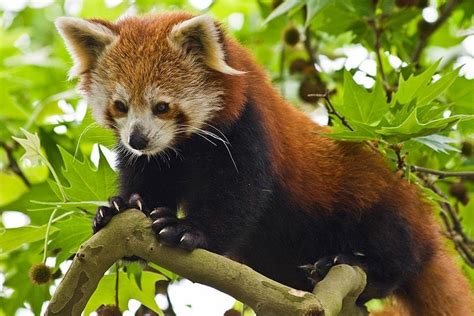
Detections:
46,210,367,316
1,142,31,187
411,0,460,65
410,165,474,180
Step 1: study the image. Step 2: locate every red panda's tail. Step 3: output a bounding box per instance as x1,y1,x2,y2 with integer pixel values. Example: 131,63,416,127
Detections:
372,245,473,316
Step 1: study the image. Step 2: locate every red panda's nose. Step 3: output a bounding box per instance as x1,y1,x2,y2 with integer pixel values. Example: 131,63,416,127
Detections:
129,128,149,150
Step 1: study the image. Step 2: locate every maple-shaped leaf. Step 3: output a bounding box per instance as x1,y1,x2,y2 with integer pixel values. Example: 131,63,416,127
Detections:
54,146,117,202
340,72,388,126
12,128,42,164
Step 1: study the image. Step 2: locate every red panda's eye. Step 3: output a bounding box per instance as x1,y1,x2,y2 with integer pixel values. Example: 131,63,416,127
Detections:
114,100,128,113
153,102,170,115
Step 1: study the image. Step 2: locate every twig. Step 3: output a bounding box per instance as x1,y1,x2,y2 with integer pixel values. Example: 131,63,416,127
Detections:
412,0,460,65
1,142,31,187
368,17,392,99
389,144,406,170
410,166,474,180
314,91,354,131
417,174,474,267
46,210,367,316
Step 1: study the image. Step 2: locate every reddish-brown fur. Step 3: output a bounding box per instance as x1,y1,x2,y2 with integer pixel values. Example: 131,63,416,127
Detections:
197,14,473,315
72,12,472,315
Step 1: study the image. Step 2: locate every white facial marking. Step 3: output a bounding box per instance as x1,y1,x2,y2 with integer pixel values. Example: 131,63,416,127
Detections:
113,84,130,103
87,79,225,157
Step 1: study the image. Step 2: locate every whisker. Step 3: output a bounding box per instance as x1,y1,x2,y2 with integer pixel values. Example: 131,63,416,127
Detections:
180,124,239,173
74,122,98,161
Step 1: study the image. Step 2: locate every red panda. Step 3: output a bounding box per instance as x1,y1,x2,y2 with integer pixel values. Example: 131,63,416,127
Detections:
56,12,473,315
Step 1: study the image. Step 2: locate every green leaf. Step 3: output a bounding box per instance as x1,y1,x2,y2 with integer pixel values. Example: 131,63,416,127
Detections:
310,1,360,34
11,128,42,164
321,131,376,141
393,61,440,105
341,72,389,125
305,0,331,26
148,262,178,282
413,135,460,154
2,182,57,224
0,172,28,207
448,76,474,114
263,0,304,24
58,146,116,202
321,121,380,141
417,70,459,106
84,271,166,315
0,225,58,253
0,88,28,120
384,7,420,30
377,108,472,142
125,262,144,290
48,214,92,267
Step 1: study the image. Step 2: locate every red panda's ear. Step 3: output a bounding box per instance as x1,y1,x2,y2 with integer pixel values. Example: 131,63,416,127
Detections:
168,15,244,76
55,17,117,79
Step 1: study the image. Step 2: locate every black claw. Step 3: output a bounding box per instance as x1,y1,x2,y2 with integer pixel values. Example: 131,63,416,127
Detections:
108,196,127,212
92,205,118,234
179,232,197,250
150,207,174,220
151,217,178,233
128,193,148,214
158,226,180,245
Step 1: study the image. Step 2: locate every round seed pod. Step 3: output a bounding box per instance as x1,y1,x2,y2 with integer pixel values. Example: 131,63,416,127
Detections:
299,77,324,103
283,27,300,46
449,182,469,206
28,263,52,285
461,141,473,157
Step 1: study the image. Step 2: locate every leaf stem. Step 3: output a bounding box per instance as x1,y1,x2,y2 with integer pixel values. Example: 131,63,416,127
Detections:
43,207,59,264
41,157,67,202
30,200,107,206
368,16,391,98
313,91,354,131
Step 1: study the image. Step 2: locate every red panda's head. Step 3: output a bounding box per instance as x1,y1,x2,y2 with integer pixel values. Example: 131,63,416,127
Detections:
56,13,246,156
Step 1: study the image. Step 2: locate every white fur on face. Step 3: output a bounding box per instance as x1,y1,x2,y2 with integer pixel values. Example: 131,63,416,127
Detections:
88,82,224,157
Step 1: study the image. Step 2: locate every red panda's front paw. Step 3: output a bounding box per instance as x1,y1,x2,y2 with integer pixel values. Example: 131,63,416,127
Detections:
92,196,128,233
150,208,207,251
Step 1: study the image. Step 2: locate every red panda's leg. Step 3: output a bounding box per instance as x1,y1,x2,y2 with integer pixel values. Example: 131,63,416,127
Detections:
301,253,368,285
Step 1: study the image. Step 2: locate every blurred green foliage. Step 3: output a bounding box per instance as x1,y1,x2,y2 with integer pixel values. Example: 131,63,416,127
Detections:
0,0,473,315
